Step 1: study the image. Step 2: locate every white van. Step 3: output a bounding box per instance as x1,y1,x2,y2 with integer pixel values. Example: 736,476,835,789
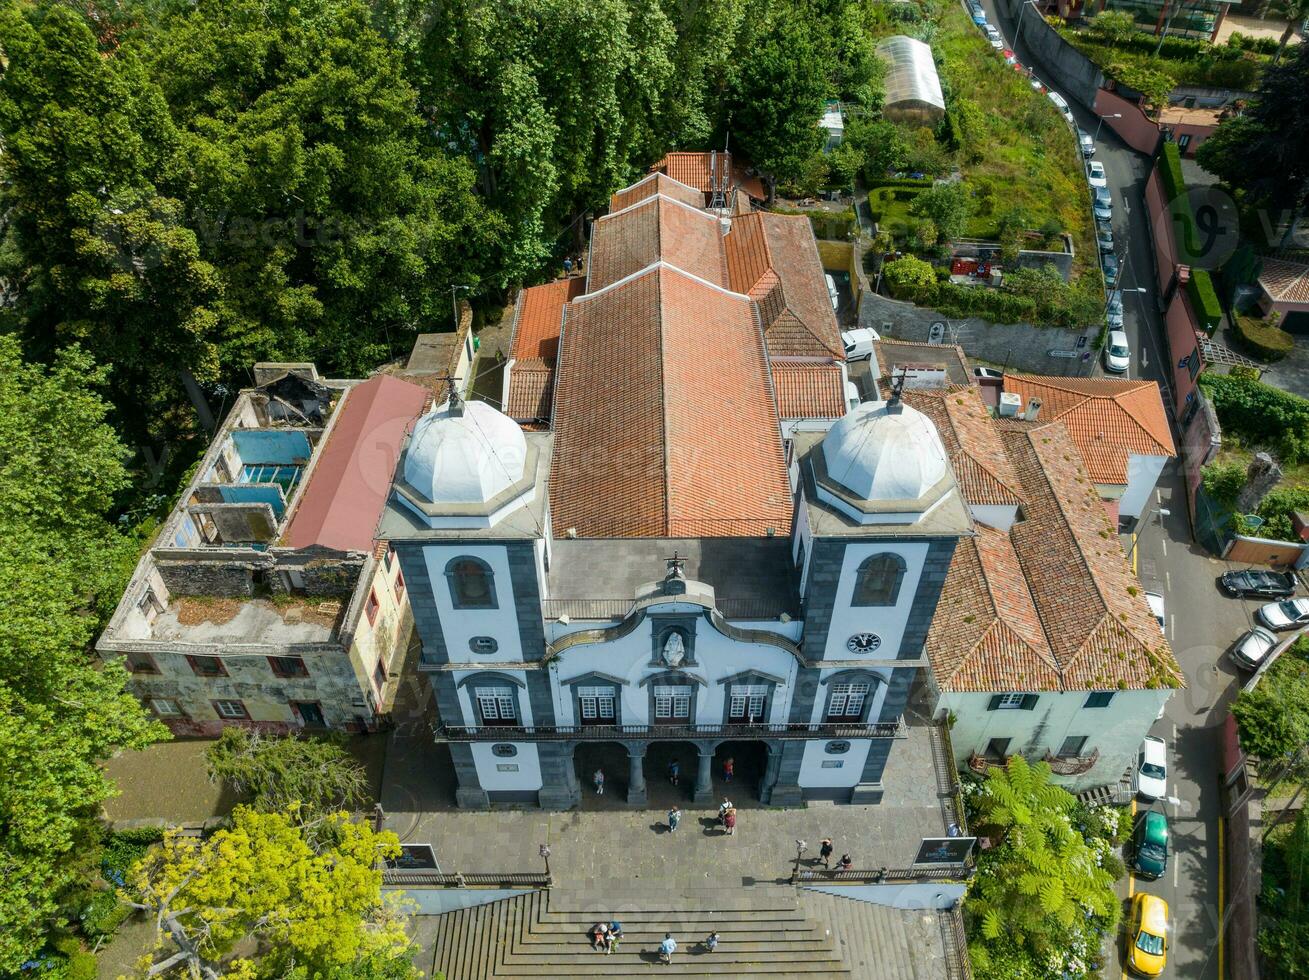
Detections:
841,327,880,361
1046,90,1074,124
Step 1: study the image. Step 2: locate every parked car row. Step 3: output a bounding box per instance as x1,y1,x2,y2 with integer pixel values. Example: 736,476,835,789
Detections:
1220,570,1305,671
1130,738,1171,975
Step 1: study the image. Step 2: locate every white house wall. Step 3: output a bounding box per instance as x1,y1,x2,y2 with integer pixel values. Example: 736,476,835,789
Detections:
797,738,872,788
938,688,1172,790
1119,453,1168,520
824,542,929,660
470,742,542,790
421,544,524,663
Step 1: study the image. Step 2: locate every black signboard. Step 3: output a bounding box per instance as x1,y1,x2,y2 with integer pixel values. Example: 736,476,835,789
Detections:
386,844,439,870
913,836,976,865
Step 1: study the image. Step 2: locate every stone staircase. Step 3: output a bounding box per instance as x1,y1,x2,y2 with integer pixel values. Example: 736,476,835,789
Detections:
429,885,854,978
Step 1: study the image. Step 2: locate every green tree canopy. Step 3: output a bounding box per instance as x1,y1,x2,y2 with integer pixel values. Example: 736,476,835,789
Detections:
884,255,938,303
911,182,974,243
206,728,370,816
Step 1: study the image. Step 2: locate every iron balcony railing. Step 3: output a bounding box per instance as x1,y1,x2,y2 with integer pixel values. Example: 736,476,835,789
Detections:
433,719,907,742
381,870,550,888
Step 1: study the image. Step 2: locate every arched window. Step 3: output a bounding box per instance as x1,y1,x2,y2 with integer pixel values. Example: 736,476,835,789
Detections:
852,553,906,607
446,556,497,609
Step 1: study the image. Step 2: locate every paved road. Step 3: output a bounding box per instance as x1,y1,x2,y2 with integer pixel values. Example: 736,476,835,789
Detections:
975,1,1256,976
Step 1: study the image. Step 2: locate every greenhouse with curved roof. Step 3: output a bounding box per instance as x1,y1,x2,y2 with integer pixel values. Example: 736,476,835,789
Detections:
876,36,946,125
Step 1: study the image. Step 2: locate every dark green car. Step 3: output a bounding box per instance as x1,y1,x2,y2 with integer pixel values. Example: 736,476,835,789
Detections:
1132,811,1169,880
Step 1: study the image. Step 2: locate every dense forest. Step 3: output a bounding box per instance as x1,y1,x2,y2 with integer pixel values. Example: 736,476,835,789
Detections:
0,0,888,971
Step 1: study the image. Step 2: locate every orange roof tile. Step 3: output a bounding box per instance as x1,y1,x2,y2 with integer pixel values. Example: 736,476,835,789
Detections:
504,359,554,424
550,264,791,538
610,172,705,212
1002,374,1176,485
511,278,585,362
587,194,727,293
902,386,1024,507
772,363,847,419
1259,258,1309,304
651,151,767,200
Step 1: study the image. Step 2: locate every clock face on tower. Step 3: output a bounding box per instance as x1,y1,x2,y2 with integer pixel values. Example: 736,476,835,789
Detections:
846,632,882,654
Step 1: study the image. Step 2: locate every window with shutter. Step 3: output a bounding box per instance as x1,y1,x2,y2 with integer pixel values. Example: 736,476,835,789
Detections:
995,692,1025,709
826,681,871,722
653,685,691,722
577,686,616,723
728,684,769,722
475,686,517,724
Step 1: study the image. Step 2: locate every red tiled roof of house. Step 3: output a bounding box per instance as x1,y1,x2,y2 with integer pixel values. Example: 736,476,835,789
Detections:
1001,374,1175,485
588,194,728,292
550,264,791,538
282,376,429,553
772,363,847,419
610,172,706,213
902,386,1024,507
650,151,767,201
504,359,555,424
722,213,844,358
511,278,585,362
1259,257,1309,304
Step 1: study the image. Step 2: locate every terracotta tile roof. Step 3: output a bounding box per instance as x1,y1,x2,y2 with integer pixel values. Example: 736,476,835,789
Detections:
588,194,727,292
772,363,847,419
610,172,706,212
999,424,1182,690
550,264,791,538
1259,258,1309,304
872,340,971,387
722,213,844,358
1001,374,1176,485
928,525,1060,692
510,278,585,362
282,376,429,553
902,386,1024,507
651,151,767,201
504,359,555,424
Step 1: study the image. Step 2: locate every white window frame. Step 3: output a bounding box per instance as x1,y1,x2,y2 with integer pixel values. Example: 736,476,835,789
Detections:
827,681,870,719
475,686,517,722
653,685,691,720
996,692,1026,709
728,684,769,722
213,699,247,719
150,698,182,717
577,686,616,721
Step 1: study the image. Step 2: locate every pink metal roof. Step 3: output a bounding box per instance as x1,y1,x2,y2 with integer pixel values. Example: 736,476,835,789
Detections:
281,375,429,553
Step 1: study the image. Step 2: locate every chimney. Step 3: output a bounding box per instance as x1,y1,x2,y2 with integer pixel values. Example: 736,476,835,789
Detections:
1025,398,1042,421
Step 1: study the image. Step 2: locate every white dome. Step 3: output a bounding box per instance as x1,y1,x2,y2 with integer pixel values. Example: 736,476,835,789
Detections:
403,400,527,505
821,400,948,501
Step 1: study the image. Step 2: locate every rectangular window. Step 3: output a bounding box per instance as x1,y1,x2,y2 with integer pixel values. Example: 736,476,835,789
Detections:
653,685,691,721
996,692,1026,709
826,681,870,721
393,565,406,599
577,686,616,722
213,699,249,720
136,589,163,618
1084,691,1115,709
1059,735,1089,757
126,651,160,674
475,686,516,724
374,660,388,693
187,655,226,677
268,656,309,678
728,684,769,723
150,698,182,717
1188,346,1201,381
365,589,380,626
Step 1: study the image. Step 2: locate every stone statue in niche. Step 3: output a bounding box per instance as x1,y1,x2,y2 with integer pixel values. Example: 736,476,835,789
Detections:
662,630,686,668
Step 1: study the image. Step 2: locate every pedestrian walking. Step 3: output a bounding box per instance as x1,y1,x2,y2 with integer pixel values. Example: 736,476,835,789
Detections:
718,798,734,820
722,757,734,782
723,806,737,836
819,838,834,869
838,853,853,871
563,256,574,277
667,806,682,832
667,759,680,786
659,933,677,964
593,768,605,795
704,931,720,953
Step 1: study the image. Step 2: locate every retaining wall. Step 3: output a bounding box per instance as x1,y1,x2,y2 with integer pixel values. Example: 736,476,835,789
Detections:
996,0,1104,109
1094,88,1162,156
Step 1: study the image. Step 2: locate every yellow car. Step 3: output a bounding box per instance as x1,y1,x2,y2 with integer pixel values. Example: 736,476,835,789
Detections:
1127,893,1169,976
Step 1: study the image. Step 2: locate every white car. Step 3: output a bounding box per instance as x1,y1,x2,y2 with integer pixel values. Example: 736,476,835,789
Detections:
972,366,1004,381
1136,736,1168,801
826,273,840,310
1145,591,1165,634
1257,598,1309,631
1078,130,1096,157
1087,161,1108,189
841,327,880,361
1103,329,1130,374
1046,90,1074,124
1230,625,1279,670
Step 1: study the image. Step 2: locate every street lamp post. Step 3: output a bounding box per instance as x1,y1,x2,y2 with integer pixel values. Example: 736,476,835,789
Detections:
1094,113,1122,142
451,283,471,329
791,839,808,883
539,843,553,885
1013,0,1036,46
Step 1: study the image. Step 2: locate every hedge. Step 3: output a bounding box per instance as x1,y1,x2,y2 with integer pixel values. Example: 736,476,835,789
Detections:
1234,315,1295,361
1158,141,1186,202
1198,373,1309,463
1187,270,1222,332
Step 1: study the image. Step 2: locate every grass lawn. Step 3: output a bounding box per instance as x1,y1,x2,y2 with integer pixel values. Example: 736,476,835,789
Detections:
1059,30,1265,90
936,4,1098,277
865,185,921,238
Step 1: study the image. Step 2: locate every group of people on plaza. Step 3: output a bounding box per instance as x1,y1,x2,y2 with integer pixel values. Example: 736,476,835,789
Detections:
588,925,721,963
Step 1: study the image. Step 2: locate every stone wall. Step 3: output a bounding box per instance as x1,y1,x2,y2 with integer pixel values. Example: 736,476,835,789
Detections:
155,559,257,597
859,291,1100,376
996,0,1104,109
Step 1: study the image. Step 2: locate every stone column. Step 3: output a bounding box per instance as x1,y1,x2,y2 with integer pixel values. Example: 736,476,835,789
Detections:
758,741,783,804
693,745,715,804
626,743,648,806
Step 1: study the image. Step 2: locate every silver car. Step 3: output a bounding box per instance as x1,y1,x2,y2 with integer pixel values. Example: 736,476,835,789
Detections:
1230,626,1278,670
